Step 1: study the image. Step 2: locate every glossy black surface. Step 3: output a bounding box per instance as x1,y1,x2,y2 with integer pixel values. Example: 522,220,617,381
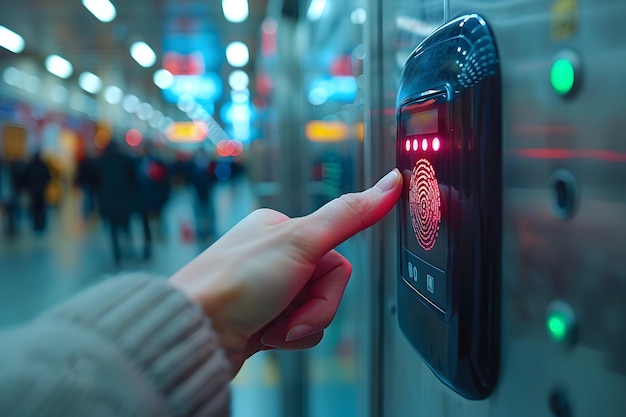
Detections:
396,14,501,399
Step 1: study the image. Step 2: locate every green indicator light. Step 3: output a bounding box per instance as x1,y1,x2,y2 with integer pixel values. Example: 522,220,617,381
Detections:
551,58,576,95
547,313,569,342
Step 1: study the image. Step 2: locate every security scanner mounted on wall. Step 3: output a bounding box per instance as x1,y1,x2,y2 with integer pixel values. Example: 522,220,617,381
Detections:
396,14,502,400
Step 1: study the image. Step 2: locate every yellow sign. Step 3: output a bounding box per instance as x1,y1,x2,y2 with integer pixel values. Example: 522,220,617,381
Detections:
552,0,578,40
166,122,208,143
1,124,27,161
305,121,365,143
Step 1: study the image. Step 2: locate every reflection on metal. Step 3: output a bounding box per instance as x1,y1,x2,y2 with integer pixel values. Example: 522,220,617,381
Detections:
395,16,440,36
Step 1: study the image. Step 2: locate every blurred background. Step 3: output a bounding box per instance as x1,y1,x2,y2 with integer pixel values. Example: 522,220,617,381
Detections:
4,1,626,417
0,0,369,416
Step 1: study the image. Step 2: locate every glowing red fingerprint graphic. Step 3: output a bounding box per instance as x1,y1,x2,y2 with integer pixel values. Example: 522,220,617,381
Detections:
409,159,441,250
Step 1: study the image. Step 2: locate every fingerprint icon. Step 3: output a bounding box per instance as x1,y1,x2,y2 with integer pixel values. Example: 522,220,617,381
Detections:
409,159,441,251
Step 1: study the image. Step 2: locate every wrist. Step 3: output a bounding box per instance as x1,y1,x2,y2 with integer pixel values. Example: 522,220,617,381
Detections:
168,275,250,371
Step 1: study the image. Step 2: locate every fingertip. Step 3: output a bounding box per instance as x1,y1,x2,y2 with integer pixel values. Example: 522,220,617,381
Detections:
263,331,324,350
373,168,401,192
296,168,402,258
285,324,316,342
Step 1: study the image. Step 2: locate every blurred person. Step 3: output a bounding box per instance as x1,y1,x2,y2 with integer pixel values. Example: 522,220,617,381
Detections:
0,168,402,417
136,144,171,259
0,158,20,237
23,152,52,233
0,158,15,236
185,148,217,241
74,153,99,221
94,141,139,266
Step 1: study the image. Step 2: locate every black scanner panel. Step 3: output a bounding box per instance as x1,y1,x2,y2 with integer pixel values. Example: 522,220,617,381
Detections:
396,14,501,400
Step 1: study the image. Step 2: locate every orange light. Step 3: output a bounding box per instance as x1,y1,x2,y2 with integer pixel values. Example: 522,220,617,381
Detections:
166,122,208,143
216,140,244,157
94,130,111,149
305,121,364,142
305,121,348,142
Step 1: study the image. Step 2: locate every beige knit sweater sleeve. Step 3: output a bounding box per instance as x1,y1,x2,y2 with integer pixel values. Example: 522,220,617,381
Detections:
0,274,232,417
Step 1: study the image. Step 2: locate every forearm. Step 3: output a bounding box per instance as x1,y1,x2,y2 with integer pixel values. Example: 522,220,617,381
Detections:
0,274,231,417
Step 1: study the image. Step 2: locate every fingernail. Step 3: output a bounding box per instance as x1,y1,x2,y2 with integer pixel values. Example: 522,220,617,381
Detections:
261,333,280,348
374,169,398,192
285,325,315,342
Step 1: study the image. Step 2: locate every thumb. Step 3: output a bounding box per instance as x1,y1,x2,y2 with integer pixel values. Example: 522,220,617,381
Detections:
296,169,402,259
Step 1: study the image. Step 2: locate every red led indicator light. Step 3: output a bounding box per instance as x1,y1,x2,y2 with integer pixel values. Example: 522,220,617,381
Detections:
405,136,442,153
432,137,440,151
408,159,441,251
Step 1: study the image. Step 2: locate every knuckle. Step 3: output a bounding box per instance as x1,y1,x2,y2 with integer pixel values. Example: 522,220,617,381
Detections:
337,193,368,229
247,208,289,224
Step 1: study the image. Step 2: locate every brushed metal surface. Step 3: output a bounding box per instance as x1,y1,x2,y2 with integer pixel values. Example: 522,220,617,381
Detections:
369,0,626,415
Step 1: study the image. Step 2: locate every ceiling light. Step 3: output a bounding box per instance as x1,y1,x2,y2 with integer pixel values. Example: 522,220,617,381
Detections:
130,41,157,68
23,75,41,94
78,72,102,94
103,85,123,104
160,117,174,133
150,111,164,128
50,85,69,104
70,92,87,112
228,70,249,90
0,26,25,53
307,0,327,21
137,103,154,121
222,0,249,23
122,94,140,113
153,69,174,89
188,106,206,120
225,42,249,67
177,95,196,113
45,55,73,79
82,0,117,22
2,67,21,86
350,8,367,24
231,90,249,104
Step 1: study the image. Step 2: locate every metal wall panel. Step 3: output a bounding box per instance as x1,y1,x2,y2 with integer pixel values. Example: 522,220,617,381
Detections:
368,0,626,415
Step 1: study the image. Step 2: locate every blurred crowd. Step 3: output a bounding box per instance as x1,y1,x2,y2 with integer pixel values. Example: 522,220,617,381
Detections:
0,152,51,236
0,140,245,266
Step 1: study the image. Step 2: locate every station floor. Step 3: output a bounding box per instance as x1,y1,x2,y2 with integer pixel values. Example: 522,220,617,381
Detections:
0,177,363,417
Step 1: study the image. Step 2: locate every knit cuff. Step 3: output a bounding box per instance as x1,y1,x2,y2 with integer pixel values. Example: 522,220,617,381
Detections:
41,273,232,417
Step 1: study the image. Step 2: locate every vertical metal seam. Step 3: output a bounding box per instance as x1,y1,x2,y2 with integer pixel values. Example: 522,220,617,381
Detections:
363,0,386,414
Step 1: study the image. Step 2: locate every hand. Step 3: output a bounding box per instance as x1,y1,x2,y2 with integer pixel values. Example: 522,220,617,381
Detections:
169,169,402,374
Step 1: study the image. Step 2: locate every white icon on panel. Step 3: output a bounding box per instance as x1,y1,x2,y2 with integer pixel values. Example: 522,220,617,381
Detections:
408,262,418,282
427,274,435,293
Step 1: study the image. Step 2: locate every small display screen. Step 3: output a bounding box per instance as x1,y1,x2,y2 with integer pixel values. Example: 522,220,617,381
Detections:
404,108,439,136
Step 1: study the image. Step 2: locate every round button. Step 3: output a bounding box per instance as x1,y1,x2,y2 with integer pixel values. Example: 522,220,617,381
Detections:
550,50,582,97
546,300,577,345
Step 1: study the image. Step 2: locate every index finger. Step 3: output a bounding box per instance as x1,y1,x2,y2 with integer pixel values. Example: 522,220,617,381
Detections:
295,169,402,259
